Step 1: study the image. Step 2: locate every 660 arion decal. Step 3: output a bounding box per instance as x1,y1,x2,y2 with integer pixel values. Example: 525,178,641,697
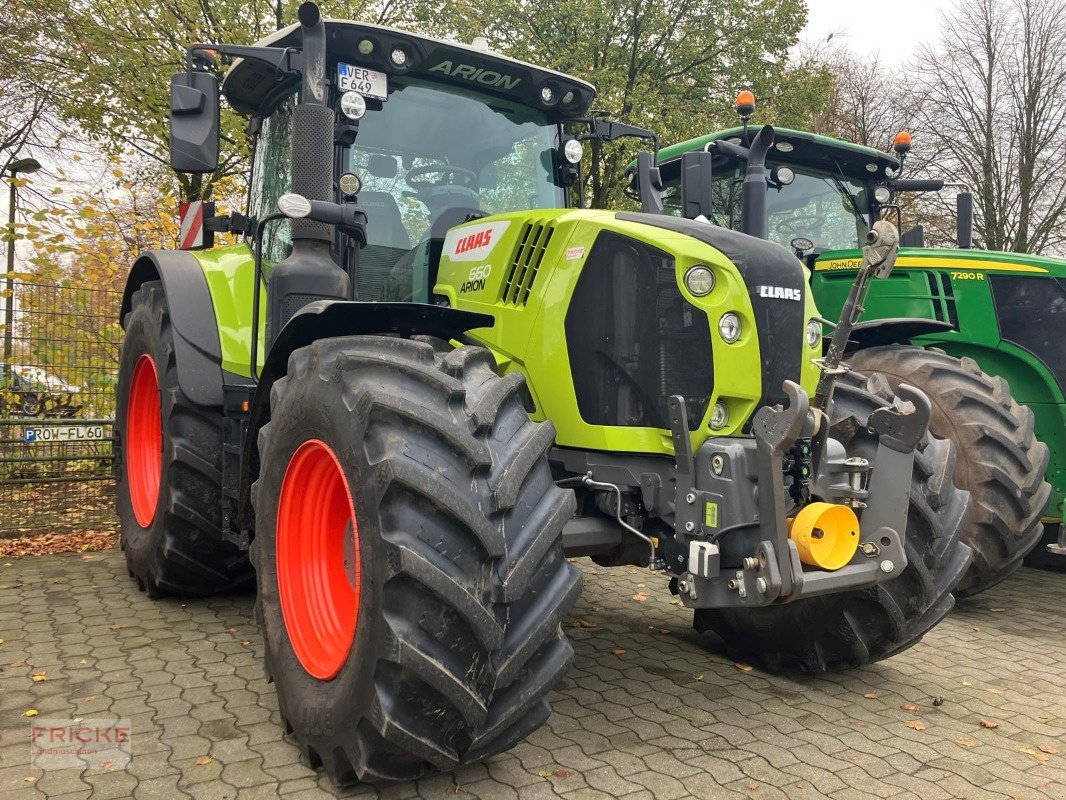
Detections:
443,220,510,262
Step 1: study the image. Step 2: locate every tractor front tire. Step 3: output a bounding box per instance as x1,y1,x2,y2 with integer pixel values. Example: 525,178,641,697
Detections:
694,372,973,673
115,281,250,597
848,346,1051,597
251,336,579,785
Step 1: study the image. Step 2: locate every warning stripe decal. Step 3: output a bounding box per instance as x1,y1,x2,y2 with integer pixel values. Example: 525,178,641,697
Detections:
179,201,203,250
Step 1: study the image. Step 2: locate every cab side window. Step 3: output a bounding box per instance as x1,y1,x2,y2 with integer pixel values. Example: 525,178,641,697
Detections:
248,95,296,265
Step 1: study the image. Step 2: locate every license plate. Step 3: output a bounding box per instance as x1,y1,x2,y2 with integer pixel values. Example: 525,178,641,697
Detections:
24,424,107,443
337,63,387,100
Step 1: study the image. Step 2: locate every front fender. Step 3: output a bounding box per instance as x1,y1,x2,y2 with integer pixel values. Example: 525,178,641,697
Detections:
842,318,955,353
236,300,494,530
121,250,227,407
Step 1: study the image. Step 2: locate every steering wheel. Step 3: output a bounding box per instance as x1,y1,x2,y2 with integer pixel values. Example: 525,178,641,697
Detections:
404,164,478,192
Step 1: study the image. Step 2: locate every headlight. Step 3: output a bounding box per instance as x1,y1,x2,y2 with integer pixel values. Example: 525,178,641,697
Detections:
563,139,584,164
389,47,409,67
340,91,366,121
339,172,362,196
874,185,892,204
684,265,715,296
710,401,729,430
719,312,741,343
806,319,822,347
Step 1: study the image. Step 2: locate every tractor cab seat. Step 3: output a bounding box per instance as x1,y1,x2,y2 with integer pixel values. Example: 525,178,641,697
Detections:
355,191,411,301
383,206,485,302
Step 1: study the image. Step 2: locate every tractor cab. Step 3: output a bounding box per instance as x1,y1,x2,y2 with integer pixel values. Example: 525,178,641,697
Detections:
180,11,594,304
650,122,976,260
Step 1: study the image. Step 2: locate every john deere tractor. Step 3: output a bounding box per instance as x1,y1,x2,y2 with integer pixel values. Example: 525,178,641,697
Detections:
115,5,971,785
642,95,1054,596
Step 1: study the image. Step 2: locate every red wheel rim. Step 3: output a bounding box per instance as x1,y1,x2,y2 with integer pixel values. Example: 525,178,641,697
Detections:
276,439,361,680
126,354,162,527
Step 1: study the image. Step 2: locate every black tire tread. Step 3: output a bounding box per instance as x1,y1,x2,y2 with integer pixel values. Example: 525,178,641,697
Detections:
848,346,1051,596
252,335,577,785
116,281,250,597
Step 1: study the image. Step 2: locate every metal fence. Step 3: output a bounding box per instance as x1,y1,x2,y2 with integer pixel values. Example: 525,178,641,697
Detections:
1,279,122,537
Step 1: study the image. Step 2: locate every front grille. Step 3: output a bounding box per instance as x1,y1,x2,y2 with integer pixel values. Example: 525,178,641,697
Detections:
615,213,807,412
500,222,554,306
565,231,714,429
990,275,1066,394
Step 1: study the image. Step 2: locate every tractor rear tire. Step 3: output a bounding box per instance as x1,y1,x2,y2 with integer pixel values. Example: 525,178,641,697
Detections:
694,371,973,673
115,281,250,597
848,346,1051,597
251,335,579,785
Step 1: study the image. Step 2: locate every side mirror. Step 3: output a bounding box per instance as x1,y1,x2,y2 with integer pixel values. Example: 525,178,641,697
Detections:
680,151,714,220
169,71,220,173
956,192,974,249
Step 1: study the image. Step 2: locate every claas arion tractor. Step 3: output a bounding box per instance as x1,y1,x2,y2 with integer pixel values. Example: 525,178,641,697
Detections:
643,92,1053,595
115,4,971,785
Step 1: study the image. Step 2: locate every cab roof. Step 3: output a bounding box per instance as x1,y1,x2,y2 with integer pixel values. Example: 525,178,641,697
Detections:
656,127,901,181
222,18,596,119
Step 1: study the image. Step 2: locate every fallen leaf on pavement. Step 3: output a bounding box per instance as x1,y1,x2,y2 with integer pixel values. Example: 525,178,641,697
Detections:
900,703,920,712
195,756,213,766
1020,748,1049,763
23,709,38,717
746,780,760,790
23,776,36,783
670,599,682,606
0,639,4,646
610,647,625,656
636,583,645,588
241,640,251,647
31,672,46,682
795,782,806,790
863,692,878,700
446,785,460,795
989,607,1005,612
631,592,648,602
694,674,704,681
577,619,597,629
986,686,1004,694
956,737,977,748
735,662,754,672
962,680,973,686
100,761,114,769
980,719,999,729
905,720,926,731
1038,745,1058,754
552,769,573,778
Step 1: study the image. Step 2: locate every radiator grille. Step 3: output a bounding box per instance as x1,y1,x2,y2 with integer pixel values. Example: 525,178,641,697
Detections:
501,222,554,306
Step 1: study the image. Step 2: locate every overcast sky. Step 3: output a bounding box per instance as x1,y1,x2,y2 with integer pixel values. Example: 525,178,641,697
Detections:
802,0,952,63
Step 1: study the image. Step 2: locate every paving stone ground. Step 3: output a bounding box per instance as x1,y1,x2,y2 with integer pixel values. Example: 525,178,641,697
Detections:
0,549,1063,800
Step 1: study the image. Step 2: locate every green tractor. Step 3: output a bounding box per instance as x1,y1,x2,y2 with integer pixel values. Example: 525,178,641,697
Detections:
641,94,1056,594
116,4,971,784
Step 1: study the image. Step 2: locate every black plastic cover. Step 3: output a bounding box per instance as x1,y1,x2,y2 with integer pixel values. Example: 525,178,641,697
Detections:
990,275,1066,395
617,213,807,411
565,231,714,429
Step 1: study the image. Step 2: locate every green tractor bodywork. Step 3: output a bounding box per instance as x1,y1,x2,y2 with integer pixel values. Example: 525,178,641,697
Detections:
113,6,973,785
651,124,1064,556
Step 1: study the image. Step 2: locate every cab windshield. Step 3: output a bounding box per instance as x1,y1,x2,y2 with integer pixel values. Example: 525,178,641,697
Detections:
662,161,871,251
345,77,562,301
250,77,563,302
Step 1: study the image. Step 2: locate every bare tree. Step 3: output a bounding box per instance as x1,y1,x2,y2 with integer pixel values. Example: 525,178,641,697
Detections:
914,0,1066,254
804,45,919,150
